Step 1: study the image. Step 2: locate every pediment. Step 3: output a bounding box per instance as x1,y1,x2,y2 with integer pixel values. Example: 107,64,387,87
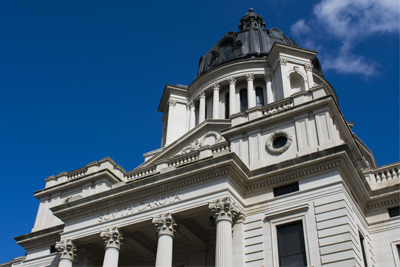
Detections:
138,120,231,168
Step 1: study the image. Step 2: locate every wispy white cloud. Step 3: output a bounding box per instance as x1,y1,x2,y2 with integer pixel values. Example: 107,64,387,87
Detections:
291,0,400,76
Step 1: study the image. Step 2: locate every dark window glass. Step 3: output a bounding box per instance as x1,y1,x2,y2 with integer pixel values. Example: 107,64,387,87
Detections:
359,232,368,267
256,87,264,106
225,93,230,119
388,207,400,218
274,182,299,197
277,221,307,267
273,136,288,148
397,245,400,261
222,44,232,60
240,89,248,112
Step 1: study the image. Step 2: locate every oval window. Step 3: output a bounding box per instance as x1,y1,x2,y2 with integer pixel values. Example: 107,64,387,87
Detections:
273,136,288,149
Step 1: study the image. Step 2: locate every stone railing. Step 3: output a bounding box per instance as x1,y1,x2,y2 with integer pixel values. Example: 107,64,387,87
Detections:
364,162,400,183
166,151,200,168
261,98,293,116
211,142,230,154
67,167,88,180
126,166,157,181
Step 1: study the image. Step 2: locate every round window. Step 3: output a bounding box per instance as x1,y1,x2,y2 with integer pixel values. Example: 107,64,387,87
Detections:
266,130,292,154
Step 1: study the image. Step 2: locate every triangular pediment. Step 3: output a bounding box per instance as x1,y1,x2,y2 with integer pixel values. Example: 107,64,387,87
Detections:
137,119,231,168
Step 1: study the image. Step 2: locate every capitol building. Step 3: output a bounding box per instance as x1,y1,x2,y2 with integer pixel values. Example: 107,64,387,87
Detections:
2,9,399,267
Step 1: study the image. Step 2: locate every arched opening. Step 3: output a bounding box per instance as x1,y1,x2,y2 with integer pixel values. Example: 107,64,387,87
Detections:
256,87,264,107
290,73,305,93
225,93,230,119
240,89,248,112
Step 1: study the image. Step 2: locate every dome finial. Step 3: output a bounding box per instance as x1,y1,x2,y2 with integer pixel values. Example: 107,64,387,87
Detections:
239,8,266,30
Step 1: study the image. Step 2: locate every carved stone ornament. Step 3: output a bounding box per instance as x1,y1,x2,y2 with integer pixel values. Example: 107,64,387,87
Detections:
245,73,255,81
152,212,178,237
227,76,237,85
213,82,220,91
55,239,78,261
279,57,287,66
168,99,177,107
265,130,293,154
305,63,313,71
100,227,124,250
209,197,240,223
199,90,206,98
199,131,222,147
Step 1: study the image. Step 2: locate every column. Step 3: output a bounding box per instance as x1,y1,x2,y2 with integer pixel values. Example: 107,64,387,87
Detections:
199,90,206,123
100,227,124,267
212,83,220,119
189,101,195,130
209,197,241,267
227,77,236,115
153,212,178,267
264,74,274,104
246,73,256,108
55,239,78,267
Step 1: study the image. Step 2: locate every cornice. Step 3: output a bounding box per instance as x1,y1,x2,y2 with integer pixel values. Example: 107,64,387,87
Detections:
14,225,64,249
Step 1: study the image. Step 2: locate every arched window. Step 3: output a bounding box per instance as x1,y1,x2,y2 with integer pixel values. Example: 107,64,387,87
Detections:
290,73,305,93
225,93,230,119
240,89,248,112
256,87,264,106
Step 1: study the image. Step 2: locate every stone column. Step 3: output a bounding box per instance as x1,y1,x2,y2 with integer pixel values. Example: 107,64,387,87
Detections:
264,74,274,104
153,212,178,267
55,239,78,267
227,77,236,115
199,90,206,123
212,82,220,119
209,197,240,267
189,101,195,130
100,227,124,267
246,73,256,109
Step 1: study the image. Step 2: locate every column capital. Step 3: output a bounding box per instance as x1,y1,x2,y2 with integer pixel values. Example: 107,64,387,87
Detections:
100,227,124,250
304,63,313,71
245,73,255,81
55,239,78,261
168,99,177,107
227,76,237,85
263,73,272,81
209,197,240,223
212,82,220,91
152,212,178,237
278,57,287,66
199,90,206,98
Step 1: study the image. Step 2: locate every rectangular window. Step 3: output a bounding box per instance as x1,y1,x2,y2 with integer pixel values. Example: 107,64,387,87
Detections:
277,221,307,267
388,206,400,218
359,232,368,267
274,182,299,197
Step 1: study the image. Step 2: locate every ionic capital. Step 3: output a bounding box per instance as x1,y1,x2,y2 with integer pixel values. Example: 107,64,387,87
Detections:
304,63,313,71
209,197,240,223
212,82,220,91
100,227,124,250
152,212,178,237
168,99,177,107
279,57,287,66
227,76,237,85
245,73,255,81
55,239,78,261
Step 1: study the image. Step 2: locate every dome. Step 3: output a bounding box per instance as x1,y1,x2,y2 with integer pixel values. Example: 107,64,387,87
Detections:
196,8,323,78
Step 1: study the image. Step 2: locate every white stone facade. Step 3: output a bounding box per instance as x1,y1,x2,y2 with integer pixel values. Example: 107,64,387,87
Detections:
3,9,399,267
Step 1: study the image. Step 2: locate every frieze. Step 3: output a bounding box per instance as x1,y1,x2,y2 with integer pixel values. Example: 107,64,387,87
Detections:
98,192,182,223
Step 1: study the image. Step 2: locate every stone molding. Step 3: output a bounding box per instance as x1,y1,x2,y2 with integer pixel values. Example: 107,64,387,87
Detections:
265,130,293,154
55,239,78,261
227,76,237,85
209,197,240,223
367,197,400,210
245,73,255,81
152,212,178,237
100,227,124,250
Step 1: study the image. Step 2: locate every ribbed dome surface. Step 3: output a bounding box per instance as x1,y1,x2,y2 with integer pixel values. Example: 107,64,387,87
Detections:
196,9,323,78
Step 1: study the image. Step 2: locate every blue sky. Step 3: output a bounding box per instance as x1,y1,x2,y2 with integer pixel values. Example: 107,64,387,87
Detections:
0,0,399,262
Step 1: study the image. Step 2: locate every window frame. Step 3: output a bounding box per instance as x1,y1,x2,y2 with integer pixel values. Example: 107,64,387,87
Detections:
391,240,400,267
265,204,311,267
